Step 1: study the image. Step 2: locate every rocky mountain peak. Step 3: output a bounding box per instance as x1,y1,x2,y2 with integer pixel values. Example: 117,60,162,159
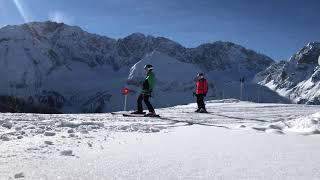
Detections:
290,41,320,65
256,42,320,105
125,32,146,40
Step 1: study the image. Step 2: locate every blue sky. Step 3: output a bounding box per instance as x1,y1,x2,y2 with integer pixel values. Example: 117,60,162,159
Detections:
0,0,319,60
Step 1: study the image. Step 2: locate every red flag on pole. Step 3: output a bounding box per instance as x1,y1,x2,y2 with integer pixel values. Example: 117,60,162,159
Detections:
121,87,129,96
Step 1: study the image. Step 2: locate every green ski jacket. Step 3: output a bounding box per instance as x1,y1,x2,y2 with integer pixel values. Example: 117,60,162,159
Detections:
142,71,155,95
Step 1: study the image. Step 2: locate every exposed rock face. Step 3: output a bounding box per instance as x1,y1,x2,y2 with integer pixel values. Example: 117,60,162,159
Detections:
255,42,320,104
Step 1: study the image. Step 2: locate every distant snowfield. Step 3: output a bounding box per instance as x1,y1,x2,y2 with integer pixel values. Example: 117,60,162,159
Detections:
1,100,320,179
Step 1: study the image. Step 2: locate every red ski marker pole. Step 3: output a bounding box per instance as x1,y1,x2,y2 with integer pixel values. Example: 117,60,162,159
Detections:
121,87,129,111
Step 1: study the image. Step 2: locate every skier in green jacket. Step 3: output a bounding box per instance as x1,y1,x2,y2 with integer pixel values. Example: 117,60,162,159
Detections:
131,64,156,116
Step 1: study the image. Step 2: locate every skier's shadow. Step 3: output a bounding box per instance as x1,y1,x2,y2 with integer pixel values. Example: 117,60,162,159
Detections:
208,112,269,123
180,110,269,123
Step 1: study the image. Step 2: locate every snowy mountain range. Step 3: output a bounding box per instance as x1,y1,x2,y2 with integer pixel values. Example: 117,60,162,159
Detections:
0,21,287,113
255,42,320,105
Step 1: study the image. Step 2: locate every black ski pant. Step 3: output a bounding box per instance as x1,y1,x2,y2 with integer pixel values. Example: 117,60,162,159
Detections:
137,94,155,113
196,94,206,110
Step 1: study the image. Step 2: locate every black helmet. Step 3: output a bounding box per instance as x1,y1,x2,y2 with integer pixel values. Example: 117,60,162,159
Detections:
144,64,153,70
197,73,204,77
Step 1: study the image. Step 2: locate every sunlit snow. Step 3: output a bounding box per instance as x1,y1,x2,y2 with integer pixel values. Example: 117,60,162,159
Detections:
1,100,320,179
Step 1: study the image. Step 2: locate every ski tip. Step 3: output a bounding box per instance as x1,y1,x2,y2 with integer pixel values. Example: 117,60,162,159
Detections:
123,113,145,117
144,114,161,117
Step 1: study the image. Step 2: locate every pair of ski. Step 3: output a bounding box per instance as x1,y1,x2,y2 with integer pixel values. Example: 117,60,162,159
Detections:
117,111,209,118
111,112,161,118
112,112,194,125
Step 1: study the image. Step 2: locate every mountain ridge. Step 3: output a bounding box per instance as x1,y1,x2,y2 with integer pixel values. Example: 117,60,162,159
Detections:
0,21,285,113
255,42,320,104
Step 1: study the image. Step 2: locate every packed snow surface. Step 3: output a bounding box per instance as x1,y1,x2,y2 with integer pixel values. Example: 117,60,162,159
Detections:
1,100,320,179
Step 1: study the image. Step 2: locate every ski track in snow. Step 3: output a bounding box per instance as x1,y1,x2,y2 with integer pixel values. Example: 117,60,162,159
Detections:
1,100,320,179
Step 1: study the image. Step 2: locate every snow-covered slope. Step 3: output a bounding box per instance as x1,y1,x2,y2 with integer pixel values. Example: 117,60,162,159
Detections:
0,21,278,113
1,100,320,179
255,42,320,104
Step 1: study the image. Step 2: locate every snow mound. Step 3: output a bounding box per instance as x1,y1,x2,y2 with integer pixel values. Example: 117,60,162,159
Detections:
285,112,320,135
58,120,104,128
110,123,166,133
251,123,286,134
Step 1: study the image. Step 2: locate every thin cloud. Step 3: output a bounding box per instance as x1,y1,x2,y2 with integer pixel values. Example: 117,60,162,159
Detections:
49,11,74,24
